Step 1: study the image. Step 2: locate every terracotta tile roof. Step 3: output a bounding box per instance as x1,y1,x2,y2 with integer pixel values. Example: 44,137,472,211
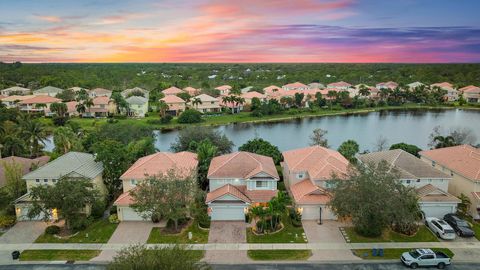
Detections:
282,82,308,88
194,94,218,102
183,87,199,96
282,146,350,181
263,85,281,93
0,95,5,100
0,156,50,187
208,152,279,180
431,82,454,90
215,85,232,91
290,179,330,205
1,95,35,102
327,81,352,88
162,86,184,95
358,149,450,179
416,184,460,203
206,184,251,203
419,145,480,181
65,101,79,113
93,96,110,105
114,190,135,206
460,85,480,93
376,81,399,89
241,91,266,99
161,95,185,103
19,96,61,104
120,151,198,180
89,88,112,96
244,189,278,203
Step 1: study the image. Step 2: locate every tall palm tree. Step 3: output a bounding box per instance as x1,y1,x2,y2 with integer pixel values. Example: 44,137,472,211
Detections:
158,100,169,117
76,102,86,117
222,96,234,114
234,97,245,113
18,117,47,157
433,135,457,149
84,98,94,115
359,85,370,98
191,97,202,110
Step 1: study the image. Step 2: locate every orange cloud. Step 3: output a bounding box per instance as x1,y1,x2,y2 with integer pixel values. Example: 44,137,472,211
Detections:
34,15,62,23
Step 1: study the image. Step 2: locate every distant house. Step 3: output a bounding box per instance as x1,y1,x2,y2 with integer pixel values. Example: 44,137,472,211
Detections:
18,96,62,114
126,96,148,117
1,95,36,108
64,101,80,116
460,85,480,103
219,94,244,113
162,86,184,96
281,146,350,221
308,82,325,90
0,156,50,188
263,85,281,95
83,96,115,117
282,82,308,91
431,82,458,101
160,95,186,116
122,87,149,99
420,145,480,218
407,82,425,89
206,152,279,221
1,86,31,96
326,81,352,90
183,87,200,96
33,86,64,97
215,85,232,96
359,149,460,218
68,87,89,93
114,151,198,221
14,152,105,221
189,94,220,113
376,81,399,90
88,88,112,98
241,91,267,105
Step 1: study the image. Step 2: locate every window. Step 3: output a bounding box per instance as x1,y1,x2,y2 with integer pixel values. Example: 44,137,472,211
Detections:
416,179,421,182
406,180,411,184
36,179,40,183
130,179,137,186
432,161,436,167
256,181,268,189
297,173,304,179
52,179,57,183
421,255,434,260
43,179,48,183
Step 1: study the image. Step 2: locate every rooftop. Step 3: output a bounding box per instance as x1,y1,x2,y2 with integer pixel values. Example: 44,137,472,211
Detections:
208,151,279,180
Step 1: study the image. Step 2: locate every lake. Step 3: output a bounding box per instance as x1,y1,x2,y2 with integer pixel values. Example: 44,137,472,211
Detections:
44,109,480,152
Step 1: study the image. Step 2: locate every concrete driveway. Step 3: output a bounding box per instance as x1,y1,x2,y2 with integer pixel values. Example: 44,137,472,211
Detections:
204,221,250,263
0,221,47,264
302,220,360,261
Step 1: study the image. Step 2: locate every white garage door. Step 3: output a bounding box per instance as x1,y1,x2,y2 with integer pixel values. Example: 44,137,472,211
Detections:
421,204,456,219
301,205,336,220
118,207,145,221
16,204,46,221
210,204,245,221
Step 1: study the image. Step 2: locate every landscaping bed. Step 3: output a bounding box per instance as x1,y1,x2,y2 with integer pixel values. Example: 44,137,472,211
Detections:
352,248,454,260
344,225,438,243
247,215,307,243
20,250,101,261
147,221,209,244
247,250,312,261
35,219,117,243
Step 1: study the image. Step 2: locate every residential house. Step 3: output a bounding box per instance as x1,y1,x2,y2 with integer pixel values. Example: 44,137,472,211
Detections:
189,94,221,113
122,87,149,99
114,151,198,221
407,82,425,89
68,87,89,93
160,95,186,116
1,86,31,96
83,96,114,117
44,101,79,117
0,156,50,188
460,85,480,103
14,152,105,221
215,85,232,95
0,95,5,100
308,83,325,89
241,86,254,94
431,82,458,101
88,88,112,98
1,95,35,108
376,81,399,90
327,81,352,90
18,96,62,114
282,82,308,91
125,96,148,117
263,85,281,95
162,86,184,96
183,87,200,96
33,86,64,97
219,94,244,113
419,145,480,218
206,152,280,221
281,146,350,221
358,149,460,218
241,91,267,105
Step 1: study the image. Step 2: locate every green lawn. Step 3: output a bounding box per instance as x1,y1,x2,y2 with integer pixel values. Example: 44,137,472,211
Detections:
344,225,438,243
247,250,312,261
147,221,209,244
247,215,307,243
20,250,100,261
35,219,118,243
0,231,4,237
352,248,454,260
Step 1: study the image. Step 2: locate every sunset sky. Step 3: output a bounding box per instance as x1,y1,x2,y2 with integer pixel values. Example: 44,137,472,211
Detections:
1,0,479,63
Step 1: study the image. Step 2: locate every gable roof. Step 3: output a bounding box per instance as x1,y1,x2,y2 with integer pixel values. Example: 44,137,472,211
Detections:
162,86,184,95
460,85,480,93
1,95,36,102
19,96,61,104
22,152,103,180
282,146,350,180
327,81,351,88
358,149,450,179
1,86,31,93
283,82,307,88
205,184,251,203
290,179,330,205
161,95,185,103
126,95,147,105
194,94,218,102
0,156,50,187
89,88,112,95
416,184,460,203
263,85,281,92
431,82,455,91
34,86,64,94
121,151,198,180
215,85,232,91
241,91,266,99
419,145,480,181
92,96,110,105
208,152,279,179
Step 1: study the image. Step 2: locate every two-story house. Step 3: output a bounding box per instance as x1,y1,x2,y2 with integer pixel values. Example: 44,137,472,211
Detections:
125,96,148,117
359,149,460,218
376,81,399,90
431,82,459,101
161,95,186,116
326,81,352,91
84,96,115,118
14,152,105,221
1,95,36,108
419,145,480,218
215,85,232,96
88,88,112,98
282,146,350,221
205,152,279,221
189,94,221,113
241,91,267,105
162,86,184,96
460,85,480,103
114,151,198,221
18,95,62,114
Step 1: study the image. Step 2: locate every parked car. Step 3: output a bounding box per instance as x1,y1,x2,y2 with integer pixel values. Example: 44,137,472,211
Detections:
401,248,451,269
425,217,455,240
443,214,475,237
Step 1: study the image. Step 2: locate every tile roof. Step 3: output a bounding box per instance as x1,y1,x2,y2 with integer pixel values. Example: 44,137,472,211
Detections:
183,87,199,95
113,190,136,206
194,94,218,102
1,86,30,93
0,156,50,187
161,95,185,103
416,184,460,203
282,146,350,180
460,85,480,93
283,82,308,88
208,152,279,180
206,184,251,203
358,149,450,179
22,152,103,180
215,85,232,91
126,95,148,105
19,96,61,104
89,88,112,95
263,85,281,92
65,101,78,113
162,86,184,95
327,81,352,88
290,179,330,204
120,151,198,180
241,91,266,99
1,95,36,102
34,86,64,94
92,96,110,105
0,95,6,100
419,145,480,181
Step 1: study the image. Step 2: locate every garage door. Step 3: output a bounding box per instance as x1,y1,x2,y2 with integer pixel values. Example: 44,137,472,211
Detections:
421,204,456,219
118,207,145,221
16,204,46,221
210,204,245,221
301,205,336,220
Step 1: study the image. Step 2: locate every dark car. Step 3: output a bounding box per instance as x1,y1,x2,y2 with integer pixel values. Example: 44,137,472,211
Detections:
443,214,475,237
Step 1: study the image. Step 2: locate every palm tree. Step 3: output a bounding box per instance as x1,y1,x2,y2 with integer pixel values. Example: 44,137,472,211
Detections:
457,193,471,217
191,97,202,110
84,98,94,115
379,88,390,102
358,85,370,98
35,103,47,110
234,97,245,113
18,117,47,157
250,205,267,233
433,135,457,149
76,102,86,117
222,96,234,114
50,102,68,117
158,100,169,117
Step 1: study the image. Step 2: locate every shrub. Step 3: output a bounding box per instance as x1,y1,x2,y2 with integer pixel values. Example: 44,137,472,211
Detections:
70,215,92,231
91,200,106,219
109,214,119,224
177,109,202,124
52,116,68,126
195,211,211,228
0,215,16,228
110,205,117,215
45,225,61,235
256,220,266,233
107,118,119,124
160,115,173,124
289,208,302,227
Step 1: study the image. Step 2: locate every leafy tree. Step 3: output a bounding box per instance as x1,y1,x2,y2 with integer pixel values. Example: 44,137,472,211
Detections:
53,126,84,155
238,138,282,164
1,160,26,199
56,89,76,102
126,137,156,161
28,177,99,230
177,92,191,101
195,140,218,190
111,92,129,114
157,100,169,117
309,128,329,147
171,126,233,154
251,97,261,111
338,140,359,163
329,162,420,237
389,143,422,157
294,92,304,108
92,122,154,146
178,109,202,124
108,244,210,270
457,193,471,217
314,92,326,107
50,102,68,117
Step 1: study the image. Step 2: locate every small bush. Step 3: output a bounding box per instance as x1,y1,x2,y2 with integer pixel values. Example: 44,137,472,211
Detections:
195,211,211,228
291,218,302,227
52,116,68,126
177,109,202,124
160,115,173,124
109,205,117,215
109,214,119,224
256,220,266,233
45,225,61,235
91,200,106,219
0,215,16,228
107,118,119,124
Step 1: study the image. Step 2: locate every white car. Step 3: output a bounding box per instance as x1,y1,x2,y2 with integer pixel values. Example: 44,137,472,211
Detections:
425,217,456,240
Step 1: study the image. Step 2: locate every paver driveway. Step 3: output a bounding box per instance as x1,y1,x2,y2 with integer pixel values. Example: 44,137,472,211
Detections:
204,221,250,263
0,221,47,264
302,220,360,261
